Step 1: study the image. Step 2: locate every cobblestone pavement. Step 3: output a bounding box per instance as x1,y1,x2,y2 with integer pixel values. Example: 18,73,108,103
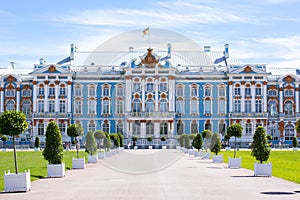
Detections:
1,149,300,200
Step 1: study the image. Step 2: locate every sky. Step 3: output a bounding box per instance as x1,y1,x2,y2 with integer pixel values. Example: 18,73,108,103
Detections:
0,0,300,74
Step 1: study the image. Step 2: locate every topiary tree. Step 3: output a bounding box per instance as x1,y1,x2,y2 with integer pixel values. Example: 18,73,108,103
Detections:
251,126,271,164
227,124,243,158
292,136,298,148
160,136,166,142
210,132,222,155
0,110,28,174
189,134,196,141
177,135,184,147
34,137,40,149
117,133,124,147
94,130,106,149
224,134,230,147
1,135,8,149
43,121,64,164
67,124,84,158
296,119,300,134
147,136,153,142
183,134,190,149
192,133,203,151
202,130,212,152
132,136,138,147
85,131,97,155
103,132,112,151
110,134,120,148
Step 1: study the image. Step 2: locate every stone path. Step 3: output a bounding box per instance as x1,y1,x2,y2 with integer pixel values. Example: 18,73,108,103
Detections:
1,149,300,200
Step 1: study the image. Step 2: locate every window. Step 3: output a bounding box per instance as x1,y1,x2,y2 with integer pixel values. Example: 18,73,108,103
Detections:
133,99,141,113
22,89,31,97
219,123,226,135
133,83,141,92
146,83,154,92
176,87,184,96
255,100,262,113
268,100,277,116
22,100,31,115
38,123,44,136
205,123,211,131
218,99,226,115
5,89,15,97
268,90,277,96
102,100,110,114
6,100,15,110
133,122,141,135
116,87,124,96
74,100,82,114
284,101,293,116
219,87,225,97
103,123,109,133
176,100,184,115
234,100,241,113
269,126,278,140
160,82,167,91
146,99,154,113
245,88,251,96
49,100,55,113
204,87,211,96
38,87,44,95
245,100,251,113
204,100,211,114
285,125,294,140
255,87,262,96
245,124,252,136
234,87,240,96
285,89,293,96
75,87,81,96
60,87,66,96
159,99,168,112
191,87,198,96
88,100,96,114
146,123,154,135
59,123,66,135
103,87,109,96
160,123,168,135
49,87,55,96
191,122,198,134
38,100,44,112
59,100,66,113
177,121,184,135
190,100,198,115
89,123,96,132
116,100,124,114
89,86,96,96
116,123,123,134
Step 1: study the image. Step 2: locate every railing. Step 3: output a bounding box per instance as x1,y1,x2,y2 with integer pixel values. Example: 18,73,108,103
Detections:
125,112,175,119
229,112,268,118
123,138,179,148
33,113,71,118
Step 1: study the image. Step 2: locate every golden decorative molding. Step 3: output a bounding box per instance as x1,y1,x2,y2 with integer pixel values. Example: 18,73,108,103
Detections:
244,66,253,73
48,65,56,72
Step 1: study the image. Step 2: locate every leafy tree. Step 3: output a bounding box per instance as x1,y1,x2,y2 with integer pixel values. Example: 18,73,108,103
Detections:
67,124,84,158
34,137,40,148
110,134,120,148
103,132,112,151
192,133,203,151
177,135,184,147
227,124,243,158
85,131,97,155
210,132,222,155
296,119,300,134
292,136,298,148
251,126,271,164
160,136,166,142
183,134,190,149
43,121,64,164
94,130,106,149
202,130,212,152
189,134,196,141
147,136,153,142
117,133,124,147
224,134,230,147
132,136,138,147
1,135,8,148
0,110,28,174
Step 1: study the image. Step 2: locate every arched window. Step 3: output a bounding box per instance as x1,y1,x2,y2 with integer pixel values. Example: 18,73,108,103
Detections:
234,100,241,113
88,100,96,114
146,99,154,113
160,122,168,135
284,101,293,116
176,99,184,115
255,100,262,113
6,100,15,110
133,122,141,135
268,100,277,116
191,121,198,134
218,99,226,115
204,99,211,114
190,99,198,115
102,100,110,114
133,99,141,113
116,100,124,114
22,100,31,115
159,99,168,112
146,122,154,135
88,121,96,132
284,125,294,140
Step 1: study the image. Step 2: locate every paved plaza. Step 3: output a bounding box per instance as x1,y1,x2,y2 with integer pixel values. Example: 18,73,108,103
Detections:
1,149,300,200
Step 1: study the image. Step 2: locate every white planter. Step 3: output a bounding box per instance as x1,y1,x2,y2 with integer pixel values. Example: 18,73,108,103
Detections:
212,154,223,163
293,147,298,151
202,152,210,159
194,151,201,157
88,155,98,163
34,148,40,152
148,146,153,149
98,152,105,159
162,145,167,149
134,146,138,150
254,163,272,177
225,147,231,151
4,170,31,192
2,148,7,152
228,157,241,168
72,157,85,169
47,163,65,178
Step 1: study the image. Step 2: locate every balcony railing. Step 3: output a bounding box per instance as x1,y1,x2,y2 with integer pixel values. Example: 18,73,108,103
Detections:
229,112,268,118
125,112,175,119
33,113,71,118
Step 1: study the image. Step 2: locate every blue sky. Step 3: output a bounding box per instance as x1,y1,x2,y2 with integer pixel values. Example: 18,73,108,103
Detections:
0,0,300,74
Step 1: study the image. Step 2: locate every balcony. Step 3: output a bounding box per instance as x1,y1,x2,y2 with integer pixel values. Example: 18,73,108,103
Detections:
33,113,71,118
125,112,175,120
229,112,268,118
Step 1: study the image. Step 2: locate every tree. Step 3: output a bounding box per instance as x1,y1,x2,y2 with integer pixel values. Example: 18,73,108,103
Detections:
67,124,84,158
183,134,190,149
43,121,64,164
117,133,124,147
192,133,203,151
132,136,138,147
94,130,106,149
34,137,40,149
0,110,28,174
177,135,184,147
227,124,243,158
210,132,222,155
160,136,166,142
1,135,8,149
103,132,112,151
85,131,97,155
202,130,212,152
296,119,300,134
147,136,153,142
292,136,298,148
110,134,120,148
251,126,271,164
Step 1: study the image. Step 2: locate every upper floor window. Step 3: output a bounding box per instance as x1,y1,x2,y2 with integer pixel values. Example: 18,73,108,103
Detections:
245,88,251,96
88,100,96,114
176,87,184,97
5,89,15,97
284,89,293,97
234,100,241,113
191,87,198,97
245,124,252,136
255,100,262,113
255,87,262,96
60,87,66,96
103,87,109,96
38,87,44,96
284,101,293,116
49,87,55,96
219,87,225,97
133,83,141,92
59,100,66,113
159,99,168,112
74,100,82,114
268,100,277,116
102,100,110,114
204,87,211,96
268,90,277,96
176,100,184,114
116,87,124,96
146,99,154,113
191,100,199,115
146,83,154,92
38,100,44,113
218,99,226,115
159,82,168,92
245,100,251,113
75,86,82,96
22,100,31,115
204,99,211,114
6,100,15,110
89,86,96,96
22,89,31,97
234,87,240,96
103,123,109,133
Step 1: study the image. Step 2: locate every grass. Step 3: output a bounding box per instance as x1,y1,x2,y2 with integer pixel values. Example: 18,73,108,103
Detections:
217,149,300,184
0,150,88,191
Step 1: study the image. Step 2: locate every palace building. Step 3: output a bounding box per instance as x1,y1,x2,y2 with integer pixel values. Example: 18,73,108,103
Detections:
0,29,299,148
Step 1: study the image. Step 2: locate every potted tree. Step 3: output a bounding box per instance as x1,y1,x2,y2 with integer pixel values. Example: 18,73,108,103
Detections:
67,124,85,169
251,126,272,176
147,136,153,149
161,136,167,149
85,131,98,163
211,133,223,163
34,137,40,151
0,110,30,192
224,134,231,151
110,134,120,154
94,130,106,159
202,130,212,152
103,132,112,156
192,133,203,157
227,124,243,168
117,133,124,151
292,136,298,151
43,121,65,178
132,136,138,149
1,135,8,151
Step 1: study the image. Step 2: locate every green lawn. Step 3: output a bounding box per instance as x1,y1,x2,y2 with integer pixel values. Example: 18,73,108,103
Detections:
0,150,88,191
217,150,300,184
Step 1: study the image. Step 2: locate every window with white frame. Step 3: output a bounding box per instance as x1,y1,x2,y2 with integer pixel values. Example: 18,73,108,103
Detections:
49,87,55,96
159,99,168,112
116,100,124,114
88,122,96,132
38,123,44,135
176,100,184,114
234,87,240,96
146,99,154,113
234,100,241,113
204,99,211,114
284,89,293,96
191,87,198,96
245,87,251,96
102,100,110,114
285,125,294,140
191,122,198,134
255,87,262,96
190,100,198,115
218,99,226,115
59,100,66,113
255,100,262,113
245,123,252,136
132,122,140,135
177,121,184,135
38,87,44,95
245,100,251,113
146,122,154,135
268,90,277,96
89,86,96,96
22,100,31,115
133,82,141,92
269,126,278,140
219,122,226,135
59,123,66,135
103,123,109,133
22,89,31,97
205,123,211,131
75,86,81,96
284,101,293,116
133,99,141,113
160,82,168,92
49,100,55,113
38,100,44,112
204,87,211,96
219,87,225,97
176,87,184,96
6,100,15,110
116,87,124,96
146,83,154,92
74,100,82,114
269,100,277,116
5,89,15,97
60,87,66,96
160,122,168,135
88,100,96,114
103,87,109,96
116,123,123,134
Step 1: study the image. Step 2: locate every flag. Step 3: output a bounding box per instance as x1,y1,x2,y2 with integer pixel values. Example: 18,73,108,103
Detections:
296,69,300,75
142,27,150,36
57,56,71,65
214,56,226,64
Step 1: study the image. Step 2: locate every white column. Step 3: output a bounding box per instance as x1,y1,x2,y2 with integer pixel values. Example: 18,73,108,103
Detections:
141,123,146,138
154,122,160,138
169,77,175,112
155,79,159,112
169,121,174,138
55,83,59,112
251,84,255,112
125,77,132,112
141,79,145,112
296,88,299,113
33,83,37,112
167,122,171,138
16,86,20,111
44,83,49,112
229,83,233,112
0,85,4,112
279,85,283,113
241,84,245,112
67,82,72,113
263,83,268,112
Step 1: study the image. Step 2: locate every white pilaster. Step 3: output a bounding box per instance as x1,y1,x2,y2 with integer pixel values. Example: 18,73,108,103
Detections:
241,84,245,112
279,84,283,113
169,77,175,112
67,82,72,113
263,83,268,112
155,79,159,112
55,83,59,112
125,77,132,112
0,85,4,112
154,122,160,138
44,83,49,112
296,87,299,113
141,123,146,138
16,86,20,111
33,83,37,112
141,79,145,112
229,83,233,112
251,84,255,112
